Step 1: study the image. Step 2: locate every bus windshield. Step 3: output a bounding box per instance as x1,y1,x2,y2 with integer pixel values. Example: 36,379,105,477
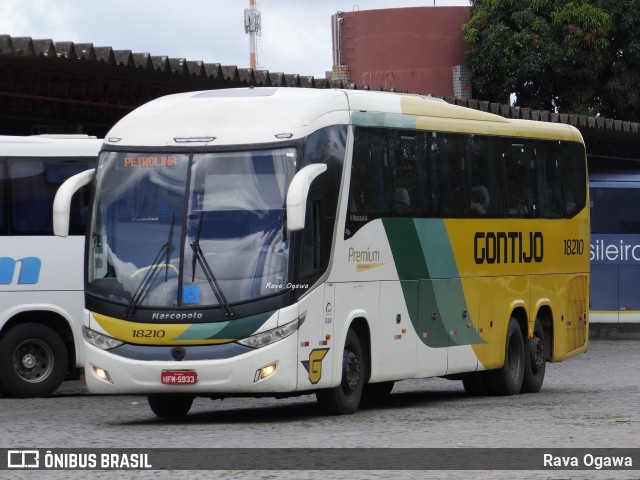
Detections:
87,148,297,311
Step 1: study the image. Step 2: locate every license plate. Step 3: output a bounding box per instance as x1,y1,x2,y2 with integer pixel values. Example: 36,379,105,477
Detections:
161,370,197,385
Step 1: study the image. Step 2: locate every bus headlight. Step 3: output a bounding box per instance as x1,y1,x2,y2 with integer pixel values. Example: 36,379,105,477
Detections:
83,326,124,350
236,315,304,349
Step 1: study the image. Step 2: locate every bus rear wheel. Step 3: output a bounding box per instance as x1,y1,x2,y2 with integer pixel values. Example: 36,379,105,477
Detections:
147,394,194,417
316,329,364,415
521,319,546,393
0,323,68,398
487,317,524,396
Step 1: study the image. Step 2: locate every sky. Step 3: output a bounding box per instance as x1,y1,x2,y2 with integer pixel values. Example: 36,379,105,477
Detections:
0,0,470,78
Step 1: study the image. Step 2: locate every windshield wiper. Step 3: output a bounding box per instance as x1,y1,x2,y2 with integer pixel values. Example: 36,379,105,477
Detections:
190,211,234,317
125,213,175,317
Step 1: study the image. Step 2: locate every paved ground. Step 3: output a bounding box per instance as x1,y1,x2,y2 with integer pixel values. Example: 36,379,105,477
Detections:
1,330,638,479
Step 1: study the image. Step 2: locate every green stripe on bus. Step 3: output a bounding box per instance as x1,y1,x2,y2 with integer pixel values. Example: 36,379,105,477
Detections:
383,218,482,347
382,218,429,280
175,311,275,341
413,219,460,279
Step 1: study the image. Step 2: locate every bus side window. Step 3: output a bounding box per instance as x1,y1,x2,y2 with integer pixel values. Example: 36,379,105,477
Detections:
346,128,390,236
534,141,564,218
561,142,587,217
504,142,536,217
431,132,467,217
465,134,504,217
389,132,418,217
8,159,50,233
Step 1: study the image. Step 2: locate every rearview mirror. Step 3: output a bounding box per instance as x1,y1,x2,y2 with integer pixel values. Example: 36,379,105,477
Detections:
286,164,327,231
53,169,95,237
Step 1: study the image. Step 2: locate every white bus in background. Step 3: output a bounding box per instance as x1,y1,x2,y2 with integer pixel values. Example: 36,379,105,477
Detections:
0,135,100,397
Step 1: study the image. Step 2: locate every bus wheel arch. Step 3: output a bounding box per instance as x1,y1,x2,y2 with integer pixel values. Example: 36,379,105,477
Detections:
5,311,77,370
316,317,369,415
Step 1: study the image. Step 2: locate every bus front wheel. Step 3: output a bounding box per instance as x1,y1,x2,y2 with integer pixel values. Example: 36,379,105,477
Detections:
147,394,194,417
487,317,524,396
0,323,68,398
316,329,365,415
462,372,490,396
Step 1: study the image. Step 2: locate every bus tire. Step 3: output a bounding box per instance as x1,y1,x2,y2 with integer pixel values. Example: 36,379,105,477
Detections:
316,329,365,415
521,319,546,393
147,394,194,417
462,372,490,396
0,323,68,398
487,317,524,396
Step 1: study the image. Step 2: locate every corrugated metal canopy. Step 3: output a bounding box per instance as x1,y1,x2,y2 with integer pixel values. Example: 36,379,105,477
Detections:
1,34,639,167
0,34,333,136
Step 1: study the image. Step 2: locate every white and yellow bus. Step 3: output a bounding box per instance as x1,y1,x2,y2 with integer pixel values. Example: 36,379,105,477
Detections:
0,135,100,397
54,88,589,416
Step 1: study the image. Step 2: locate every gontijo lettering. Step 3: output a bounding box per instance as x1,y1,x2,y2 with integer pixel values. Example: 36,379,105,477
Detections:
474,231,544,264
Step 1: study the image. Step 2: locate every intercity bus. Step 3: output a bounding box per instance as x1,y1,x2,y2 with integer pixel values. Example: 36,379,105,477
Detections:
589,170,640,328
53,88,589,416
0,135,100,397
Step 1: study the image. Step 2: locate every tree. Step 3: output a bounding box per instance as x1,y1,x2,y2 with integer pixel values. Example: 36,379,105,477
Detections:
595,0,640,120
463,0,612,116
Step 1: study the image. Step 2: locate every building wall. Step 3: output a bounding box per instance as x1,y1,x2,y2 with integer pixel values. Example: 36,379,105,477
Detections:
333,7,471,97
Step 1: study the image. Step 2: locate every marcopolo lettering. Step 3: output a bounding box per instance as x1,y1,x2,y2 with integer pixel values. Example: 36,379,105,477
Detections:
151,312,203,321
474,231,544,264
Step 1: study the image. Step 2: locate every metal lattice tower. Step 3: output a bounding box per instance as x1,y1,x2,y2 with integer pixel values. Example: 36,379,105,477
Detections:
244,0,262,70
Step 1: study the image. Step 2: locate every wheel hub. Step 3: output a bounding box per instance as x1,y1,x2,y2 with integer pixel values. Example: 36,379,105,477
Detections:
530,337,545,371
343,351,361,392
21,353,37,369
13,339,54,383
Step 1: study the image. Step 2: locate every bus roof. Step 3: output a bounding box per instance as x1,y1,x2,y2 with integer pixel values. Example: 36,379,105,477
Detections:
103,87,583,148
0,135,102,157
